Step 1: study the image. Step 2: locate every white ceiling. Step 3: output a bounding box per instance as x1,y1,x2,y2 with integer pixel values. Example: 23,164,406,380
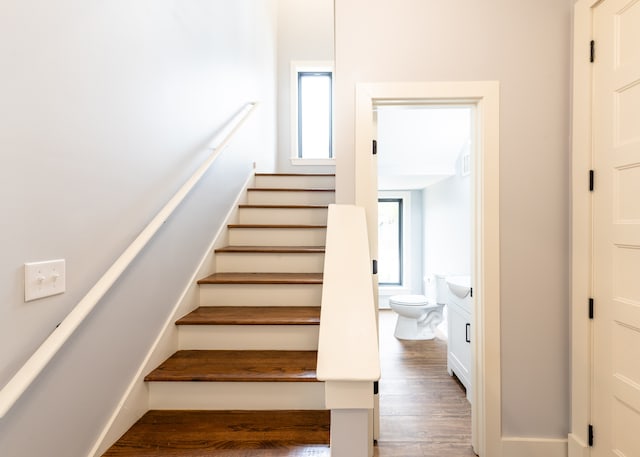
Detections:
376,106,472,190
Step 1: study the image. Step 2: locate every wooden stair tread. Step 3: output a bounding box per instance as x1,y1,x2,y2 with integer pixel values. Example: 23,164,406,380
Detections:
102,410,330,456
255,173,335,177
247,188,335,192
198,273,323,285
228,224,327,229
215,246,325,254
176,307,321,326
239,204,329,209
145,350,319,382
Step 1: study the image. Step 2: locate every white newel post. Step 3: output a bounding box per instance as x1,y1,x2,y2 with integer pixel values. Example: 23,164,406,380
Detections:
325,381,375,457
317,205,381,457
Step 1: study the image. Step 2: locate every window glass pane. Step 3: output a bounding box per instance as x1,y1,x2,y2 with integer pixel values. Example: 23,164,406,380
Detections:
378,199,402,285
298,72,332,158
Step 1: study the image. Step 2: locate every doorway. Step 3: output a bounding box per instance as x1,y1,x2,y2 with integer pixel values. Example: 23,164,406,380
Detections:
354,81,500,456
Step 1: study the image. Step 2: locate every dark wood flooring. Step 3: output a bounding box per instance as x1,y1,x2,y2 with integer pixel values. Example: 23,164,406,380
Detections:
375,310,476,457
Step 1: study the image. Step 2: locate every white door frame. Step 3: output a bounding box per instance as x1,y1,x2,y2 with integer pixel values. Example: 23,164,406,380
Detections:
354,81,501,457
570,1,600,456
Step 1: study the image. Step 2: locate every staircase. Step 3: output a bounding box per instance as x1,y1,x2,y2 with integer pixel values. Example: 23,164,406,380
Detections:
102,173,335,456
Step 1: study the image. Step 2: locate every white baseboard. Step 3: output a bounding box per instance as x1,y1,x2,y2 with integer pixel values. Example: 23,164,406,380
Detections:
568,433,590,457
502,437,568,457
87,171,254,457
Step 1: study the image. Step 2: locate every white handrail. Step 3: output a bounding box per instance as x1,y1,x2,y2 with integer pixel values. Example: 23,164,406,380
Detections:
316,204,380,383
0,102,259,418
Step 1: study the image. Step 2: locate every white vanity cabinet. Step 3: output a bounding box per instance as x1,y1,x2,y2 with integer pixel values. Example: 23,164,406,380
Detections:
447,299,472,401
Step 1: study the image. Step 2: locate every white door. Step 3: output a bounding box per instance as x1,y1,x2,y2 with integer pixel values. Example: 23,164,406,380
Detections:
592,0,640,455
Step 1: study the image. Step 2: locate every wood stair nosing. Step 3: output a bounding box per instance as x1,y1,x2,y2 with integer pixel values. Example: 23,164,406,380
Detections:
255,173,335,177
197,272,323,285
144,350,320,382
247,187,335,193
215,246,325,254
238,204,330,209
101,410,330,456
176,306,321,326
227,224,327,229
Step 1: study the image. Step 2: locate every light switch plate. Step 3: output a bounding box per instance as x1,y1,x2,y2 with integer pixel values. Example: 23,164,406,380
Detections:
24,259,66,302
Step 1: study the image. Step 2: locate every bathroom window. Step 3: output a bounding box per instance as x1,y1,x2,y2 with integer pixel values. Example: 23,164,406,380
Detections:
291,62,334,162
378,198,403,286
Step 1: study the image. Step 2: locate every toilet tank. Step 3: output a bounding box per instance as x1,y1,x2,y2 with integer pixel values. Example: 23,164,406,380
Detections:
435,274,448,304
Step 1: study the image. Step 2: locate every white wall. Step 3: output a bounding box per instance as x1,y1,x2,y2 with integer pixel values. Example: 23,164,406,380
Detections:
276,0,335,173
0,1,276,455
335,0,572,438
423,153,472,281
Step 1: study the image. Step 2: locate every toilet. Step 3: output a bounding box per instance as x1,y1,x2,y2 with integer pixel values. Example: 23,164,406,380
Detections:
389,294,444,340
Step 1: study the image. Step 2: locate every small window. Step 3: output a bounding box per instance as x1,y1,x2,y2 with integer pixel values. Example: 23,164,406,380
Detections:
291,62,334,161
378,198,403,286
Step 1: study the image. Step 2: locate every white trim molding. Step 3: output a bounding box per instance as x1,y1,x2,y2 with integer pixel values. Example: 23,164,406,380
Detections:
502,437,568,457
568,433,591,457
354,81,500,457
570,1,599,455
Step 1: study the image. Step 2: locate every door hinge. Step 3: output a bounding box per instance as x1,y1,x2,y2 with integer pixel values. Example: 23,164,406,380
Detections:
470,287,473,298
589,298,594,319
372,259,378,275
374,381,379,395
589,170,595,191
372,139,377,155
590,40,595,63
588,424,594,447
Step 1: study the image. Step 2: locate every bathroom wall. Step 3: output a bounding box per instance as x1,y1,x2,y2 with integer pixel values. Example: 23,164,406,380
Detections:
422,149,472,297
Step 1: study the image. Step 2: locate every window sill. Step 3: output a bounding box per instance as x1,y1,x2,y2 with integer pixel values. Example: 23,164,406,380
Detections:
290,158,336,166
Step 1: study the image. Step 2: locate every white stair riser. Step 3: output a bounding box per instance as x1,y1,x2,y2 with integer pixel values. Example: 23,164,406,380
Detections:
178,325,319,350
247,190,335,205
228,228,326,246
238,207,328,225
216,252,324,273
254,175,335,189
199,283,322,307
148,381,325,410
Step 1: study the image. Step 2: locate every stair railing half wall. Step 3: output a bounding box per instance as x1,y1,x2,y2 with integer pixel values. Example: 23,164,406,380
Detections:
317,204,381,457
0,102,259,418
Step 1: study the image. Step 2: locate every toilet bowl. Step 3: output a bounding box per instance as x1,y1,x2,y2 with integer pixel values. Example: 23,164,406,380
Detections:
389,294,444,340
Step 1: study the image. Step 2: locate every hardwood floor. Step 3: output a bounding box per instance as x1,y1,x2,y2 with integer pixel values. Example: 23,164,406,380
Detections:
375,310,476,457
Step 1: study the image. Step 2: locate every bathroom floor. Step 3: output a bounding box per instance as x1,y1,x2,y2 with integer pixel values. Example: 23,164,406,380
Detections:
374,310,477,457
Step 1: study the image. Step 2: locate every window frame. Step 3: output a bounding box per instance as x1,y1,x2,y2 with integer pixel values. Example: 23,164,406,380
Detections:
378,197,404,286
290,61,335,165
377,191,412,292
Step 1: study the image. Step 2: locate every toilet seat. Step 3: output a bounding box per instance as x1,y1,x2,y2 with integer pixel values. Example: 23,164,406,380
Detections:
389,294,428,306
389,294,444,340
